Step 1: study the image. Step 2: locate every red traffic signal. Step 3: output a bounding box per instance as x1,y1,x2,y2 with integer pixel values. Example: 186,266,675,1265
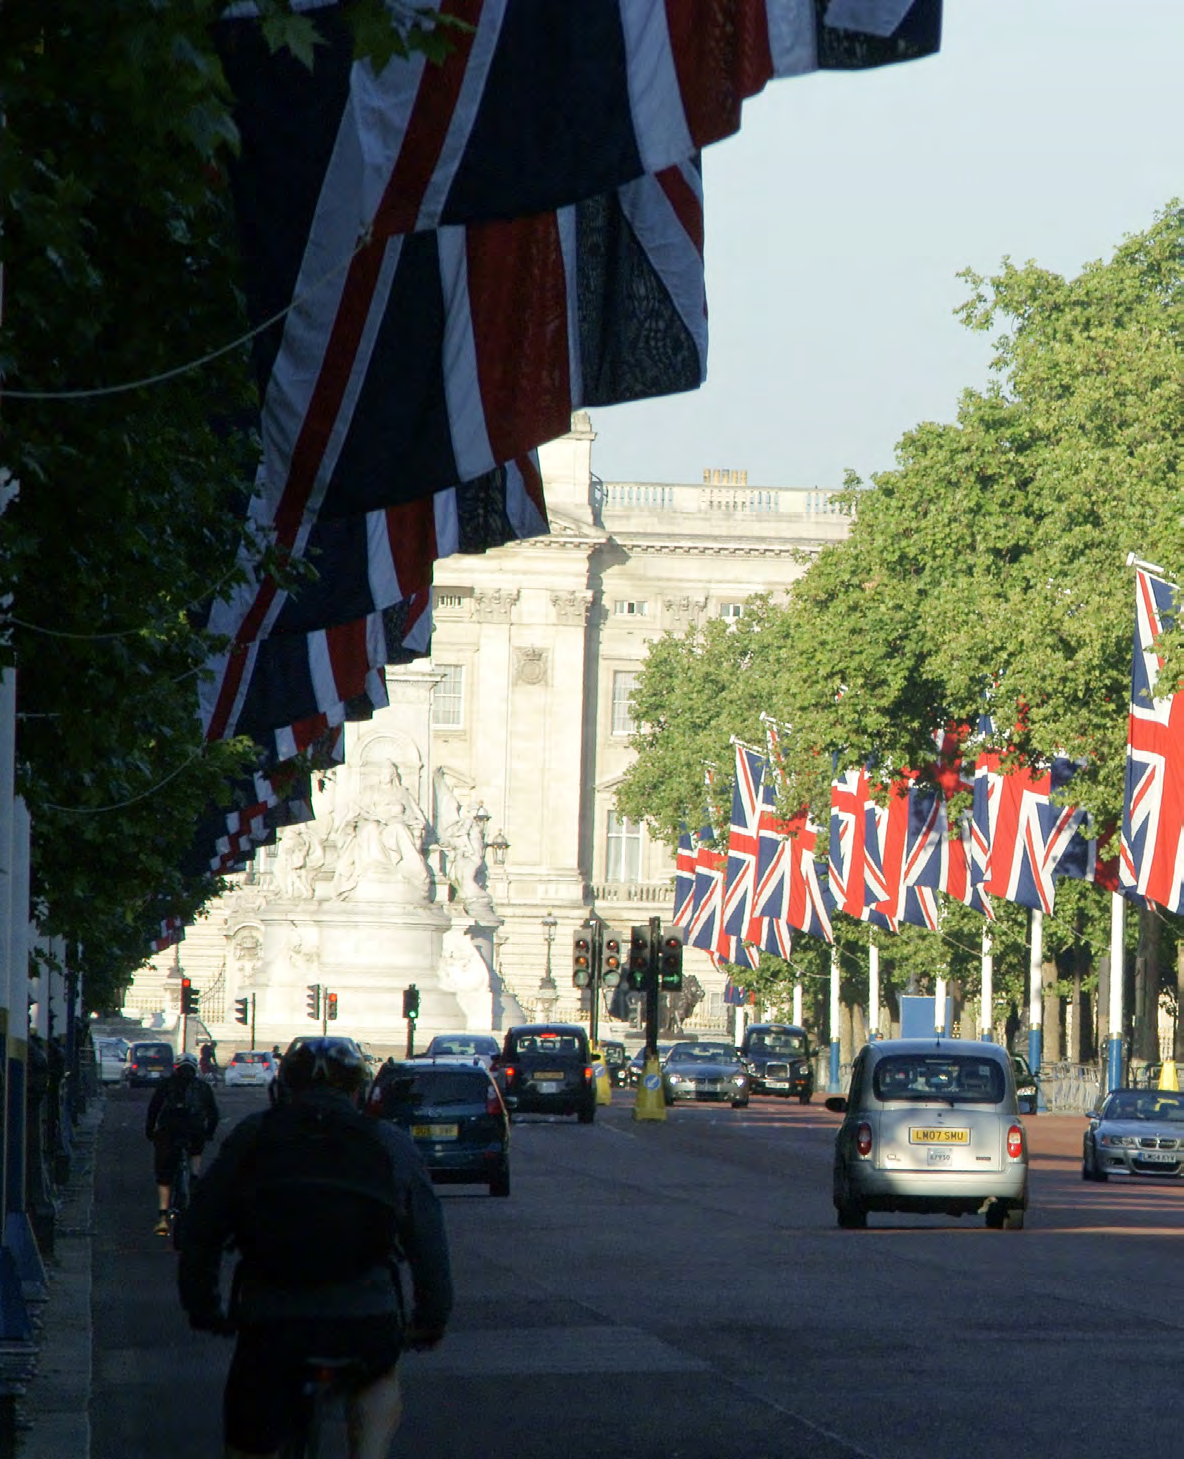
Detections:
602,934,623,988
326,992,339,1021
180,978,200,1016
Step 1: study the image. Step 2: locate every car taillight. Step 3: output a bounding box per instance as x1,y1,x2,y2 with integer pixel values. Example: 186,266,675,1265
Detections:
502,1065,515,1084
1007,1124,1023,1159
486,1088,503,1117
856,1121,873,1157
583,1065,593,1083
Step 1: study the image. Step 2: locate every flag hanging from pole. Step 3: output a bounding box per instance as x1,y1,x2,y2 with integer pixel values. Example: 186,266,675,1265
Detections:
1121,566,1184,911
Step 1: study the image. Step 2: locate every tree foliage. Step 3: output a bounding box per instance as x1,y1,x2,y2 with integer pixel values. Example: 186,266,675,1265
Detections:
617,205,1183,1018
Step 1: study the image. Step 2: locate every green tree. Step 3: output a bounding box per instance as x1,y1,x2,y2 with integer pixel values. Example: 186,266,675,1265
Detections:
618,205,1183,1026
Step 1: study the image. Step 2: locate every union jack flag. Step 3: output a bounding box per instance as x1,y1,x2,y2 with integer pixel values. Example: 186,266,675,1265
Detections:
687,835,728,954
1121,567,1184,911
723,745,766,938
829,763,895,931
873,774,944,929
672,823,699,931
975,741,1091,914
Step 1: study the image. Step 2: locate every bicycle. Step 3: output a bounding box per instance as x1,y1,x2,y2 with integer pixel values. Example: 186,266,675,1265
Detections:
279,1355,370,1459
166,1141,193,1249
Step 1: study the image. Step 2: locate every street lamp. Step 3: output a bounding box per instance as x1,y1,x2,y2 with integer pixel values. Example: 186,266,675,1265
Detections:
488,829,510,865
539,911,559,1021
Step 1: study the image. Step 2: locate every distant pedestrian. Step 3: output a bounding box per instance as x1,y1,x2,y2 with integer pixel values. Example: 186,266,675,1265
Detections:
145,1053,219,1235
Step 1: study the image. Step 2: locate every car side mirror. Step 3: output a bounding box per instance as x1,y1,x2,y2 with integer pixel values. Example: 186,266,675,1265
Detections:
825,1096,848,1114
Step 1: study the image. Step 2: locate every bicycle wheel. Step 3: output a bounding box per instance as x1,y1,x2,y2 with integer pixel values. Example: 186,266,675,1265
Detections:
168,1149,192,1249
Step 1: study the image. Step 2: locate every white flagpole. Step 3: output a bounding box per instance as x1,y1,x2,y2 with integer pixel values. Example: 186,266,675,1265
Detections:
1107,892,1125,1092
868,940,880,1040
1028,909,1044,1075
981,926,994,1041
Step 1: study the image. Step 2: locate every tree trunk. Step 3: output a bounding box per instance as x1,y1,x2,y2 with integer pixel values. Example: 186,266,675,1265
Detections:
1041,954,1061,1064
1134,903,1162,1062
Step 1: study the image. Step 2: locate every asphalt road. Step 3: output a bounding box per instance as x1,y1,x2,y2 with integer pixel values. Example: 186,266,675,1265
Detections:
87,1084,1184,1459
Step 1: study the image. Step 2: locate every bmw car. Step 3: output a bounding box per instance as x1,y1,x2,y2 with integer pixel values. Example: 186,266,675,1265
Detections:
826,1039,1028,1230
662,1041,750,1108
1082,1088,1184,1181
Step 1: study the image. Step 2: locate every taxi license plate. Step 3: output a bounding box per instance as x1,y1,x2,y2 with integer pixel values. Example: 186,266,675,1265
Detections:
766,1080,789,1089
412,1124,458,1141
536,1081,560,1093
910,1128,970,1144
1138,1150,1178,1163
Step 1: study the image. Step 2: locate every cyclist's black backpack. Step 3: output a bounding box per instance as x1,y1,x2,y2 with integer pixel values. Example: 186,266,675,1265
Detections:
156,1080,207,1141
234,1101,401,1285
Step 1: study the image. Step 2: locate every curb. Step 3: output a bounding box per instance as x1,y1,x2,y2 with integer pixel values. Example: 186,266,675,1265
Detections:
18,1098,102,1459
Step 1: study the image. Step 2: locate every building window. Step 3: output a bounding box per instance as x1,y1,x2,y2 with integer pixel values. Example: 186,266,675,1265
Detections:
719,602,744,621
611,671,639,735
614,600,647,617
606,811,643,882
432,665,464,727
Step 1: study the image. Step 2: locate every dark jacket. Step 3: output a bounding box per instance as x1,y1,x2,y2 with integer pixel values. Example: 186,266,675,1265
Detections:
145,1073,219,1143
176,1088,452,1331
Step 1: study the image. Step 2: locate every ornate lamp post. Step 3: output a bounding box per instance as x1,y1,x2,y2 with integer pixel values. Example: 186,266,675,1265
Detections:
538,911,559,1022
488,829,510,865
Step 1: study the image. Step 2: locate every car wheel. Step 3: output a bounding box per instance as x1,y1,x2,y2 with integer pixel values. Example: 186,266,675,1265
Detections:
577,1105,595,1125
1082,1140,1107,1182
489,1166,510,1198
799,1092,812,1105
731,1097,749,1109
985,1202,1025,1230
836,1199,867,1229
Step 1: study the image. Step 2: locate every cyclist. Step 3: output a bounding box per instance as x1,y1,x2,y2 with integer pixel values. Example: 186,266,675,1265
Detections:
178,1036,452,1459
199,1041,220,1081
145,1052,220,1235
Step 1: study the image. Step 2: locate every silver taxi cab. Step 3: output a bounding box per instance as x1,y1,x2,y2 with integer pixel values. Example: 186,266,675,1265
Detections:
826,1038,1028,1230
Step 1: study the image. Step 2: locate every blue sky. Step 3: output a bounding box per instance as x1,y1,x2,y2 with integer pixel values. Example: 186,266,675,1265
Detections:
589,1,1182,490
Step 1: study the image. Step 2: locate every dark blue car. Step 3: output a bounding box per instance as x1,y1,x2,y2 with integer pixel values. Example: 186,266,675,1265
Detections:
366,1058,511,1197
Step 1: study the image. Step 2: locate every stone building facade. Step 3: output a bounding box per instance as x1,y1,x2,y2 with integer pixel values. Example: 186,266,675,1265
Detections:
129,411,849,1046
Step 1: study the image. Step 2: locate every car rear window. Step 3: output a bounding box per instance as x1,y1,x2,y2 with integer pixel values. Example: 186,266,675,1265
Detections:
509,1033,584,1058
132,1045,172,1062
233,1052,271,1064
381,1070,491,1109
873,1055,1005,1104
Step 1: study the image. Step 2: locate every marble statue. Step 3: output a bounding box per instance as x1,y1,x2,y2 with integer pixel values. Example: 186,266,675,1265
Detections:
332,760,431,900
433,769,494,918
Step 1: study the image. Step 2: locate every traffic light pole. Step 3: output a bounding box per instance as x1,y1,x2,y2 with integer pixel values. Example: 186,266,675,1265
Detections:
589,914,604,1047
645,914,661,1057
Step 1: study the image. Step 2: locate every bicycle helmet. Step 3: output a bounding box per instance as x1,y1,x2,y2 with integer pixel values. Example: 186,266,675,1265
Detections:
278,1037,368,1100
174,1052,199,1081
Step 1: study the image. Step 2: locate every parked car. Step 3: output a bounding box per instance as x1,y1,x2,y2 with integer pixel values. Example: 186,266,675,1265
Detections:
494,1024,596,1123
826,1038,1029,1230
123,1041,175,1089
421,1033,501,1068
663,1041,750,1108
740,1022,814,1103
93,1037,129,1085
223,1049,279,1088
1010,1053,1040,1114
367,1058,510,1195
1082,1087,1184,1181
599,1039,629,1087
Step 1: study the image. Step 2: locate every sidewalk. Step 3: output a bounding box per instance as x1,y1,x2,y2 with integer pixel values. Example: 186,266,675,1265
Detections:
18,1097,101,1459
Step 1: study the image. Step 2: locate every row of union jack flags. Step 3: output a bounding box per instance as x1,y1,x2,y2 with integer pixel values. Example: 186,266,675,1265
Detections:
675,564,1184,968
163,0,945,932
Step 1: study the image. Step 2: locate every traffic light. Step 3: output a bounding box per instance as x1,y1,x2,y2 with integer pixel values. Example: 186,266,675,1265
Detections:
326,992,339,1022
306,983,321,1021
602,932,623,988
234,997,249,1026
180,978,199,1016
402,985,420,1020
627,924,652,991
658,926,685,991
572,927,593,988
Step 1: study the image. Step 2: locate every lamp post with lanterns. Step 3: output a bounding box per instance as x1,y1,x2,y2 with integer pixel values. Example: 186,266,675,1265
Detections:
538,911,559,1023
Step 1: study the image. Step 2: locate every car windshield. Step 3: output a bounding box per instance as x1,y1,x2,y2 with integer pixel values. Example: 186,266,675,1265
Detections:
746,1030,806,1057
668,1044,735,1064
383,1071,490,1108
873,1055,1005,1104
1103,1093,1184,1121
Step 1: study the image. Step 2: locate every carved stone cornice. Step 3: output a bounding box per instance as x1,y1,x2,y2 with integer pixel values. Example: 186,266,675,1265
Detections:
472,587,519,623
550,589,592,626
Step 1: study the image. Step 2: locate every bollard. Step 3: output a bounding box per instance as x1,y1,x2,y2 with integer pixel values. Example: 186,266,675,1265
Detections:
632,1054,666,1122
1159,1059,1179,1091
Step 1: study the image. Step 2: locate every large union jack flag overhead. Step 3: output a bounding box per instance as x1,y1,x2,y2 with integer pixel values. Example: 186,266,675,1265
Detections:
1121,567,1184,912
723,744,766,938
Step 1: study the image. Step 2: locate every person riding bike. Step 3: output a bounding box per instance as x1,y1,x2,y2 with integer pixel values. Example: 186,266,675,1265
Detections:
178,1035,452,1459
199,1041,220,1080
145,1052,220,1235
